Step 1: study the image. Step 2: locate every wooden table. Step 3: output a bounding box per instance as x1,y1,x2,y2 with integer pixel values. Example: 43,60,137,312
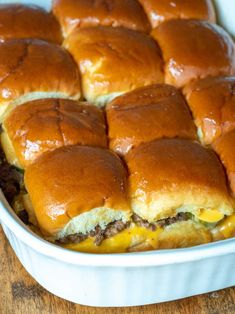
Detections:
1,226,235,314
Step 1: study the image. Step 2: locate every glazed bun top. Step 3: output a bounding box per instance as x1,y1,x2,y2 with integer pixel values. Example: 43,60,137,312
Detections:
213,130,235,197
52,0,150,37
106,84,196,155
139,0,216,28
126,139,234,222
2,99,107,168
0,4,62,43
152,19,235,88
0,38,81,120
24,145,130,236
64,26,164,106
184,76,235,145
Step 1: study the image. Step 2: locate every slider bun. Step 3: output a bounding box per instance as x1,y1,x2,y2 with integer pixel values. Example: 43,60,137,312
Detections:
64,26,164,106
65,220,212,253
106,84,196,156
213,130,235,197
184,76,235,145
24,146,130,237
152,19,235,88
0,39,81,120
1,99,107,168
139,0,216,29
52,0,150,37
0,4,62,43
130,221,212,252
157,221,212,249
126,139,234,222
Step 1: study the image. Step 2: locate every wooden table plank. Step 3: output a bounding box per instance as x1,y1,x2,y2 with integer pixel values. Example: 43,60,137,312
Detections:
1,226,235,314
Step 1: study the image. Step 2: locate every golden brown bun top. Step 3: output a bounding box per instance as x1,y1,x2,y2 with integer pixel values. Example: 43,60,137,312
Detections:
64,26,164,106
0,4,62,43
213,130,235,197
3,99,107,168
184,76,235,145
106,84,196,155
0,39,81,117
53,0,150,36
152,19,235,88
127,138,228,194
25,145,130,236
139,0,216,28
126,139,232,218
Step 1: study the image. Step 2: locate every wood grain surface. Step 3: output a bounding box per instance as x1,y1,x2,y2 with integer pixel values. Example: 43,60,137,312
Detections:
1,226,235,314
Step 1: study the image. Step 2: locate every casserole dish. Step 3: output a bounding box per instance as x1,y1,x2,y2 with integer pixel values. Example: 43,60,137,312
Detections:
0,0,235,307
2,189,235,307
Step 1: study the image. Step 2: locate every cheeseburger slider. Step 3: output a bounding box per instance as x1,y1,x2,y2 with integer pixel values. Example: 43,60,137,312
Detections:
126,139,234,249
0,39,81,120
52,0,150,37
139,0,216,29
23,144,209,253
24,146,133,253
1,99,107,168
152,19,235,88
106,84,196,156
184,76,235,145
0,4,62,44
21,139,235,253
64,26,164,106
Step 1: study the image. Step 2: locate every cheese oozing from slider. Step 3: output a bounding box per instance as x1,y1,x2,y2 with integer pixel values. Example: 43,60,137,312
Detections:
63,220,212,253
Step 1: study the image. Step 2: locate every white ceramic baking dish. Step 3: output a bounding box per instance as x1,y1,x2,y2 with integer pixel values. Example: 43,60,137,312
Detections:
1,0,235,307
1,191,235,307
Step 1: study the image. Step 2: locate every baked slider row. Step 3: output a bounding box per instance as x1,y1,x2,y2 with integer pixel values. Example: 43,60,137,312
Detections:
20,139,234,253
2,84,195,168
0,2,234,254
52,0,216,35
63,19,235,106
1,83,235,253
0,15,233,114
0,0,216,43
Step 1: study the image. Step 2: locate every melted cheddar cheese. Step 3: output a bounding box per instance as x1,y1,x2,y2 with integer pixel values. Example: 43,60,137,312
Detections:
215,214,235,239
196,209,224,223
63,225,163,253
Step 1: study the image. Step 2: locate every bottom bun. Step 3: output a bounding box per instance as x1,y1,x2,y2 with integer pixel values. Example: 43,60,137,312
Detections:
62,220,212,254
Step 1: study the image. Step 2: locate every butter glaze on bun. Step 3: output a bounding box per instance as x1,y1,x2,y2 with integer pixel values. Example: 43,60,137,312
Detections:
52,0,150,37
0,4,62,43
0,39,81,120
184,76,235,145
139,0,216,29
213,130,235,197
106,84,196,156
64,26,164,106
152,19,235,88
1,99,107,168
24,145,131,237
126,139,234,223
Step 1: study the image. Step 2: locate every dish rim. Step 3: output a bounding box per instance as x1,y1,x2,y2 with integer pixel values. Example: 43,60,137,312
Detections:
1,190,235,268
